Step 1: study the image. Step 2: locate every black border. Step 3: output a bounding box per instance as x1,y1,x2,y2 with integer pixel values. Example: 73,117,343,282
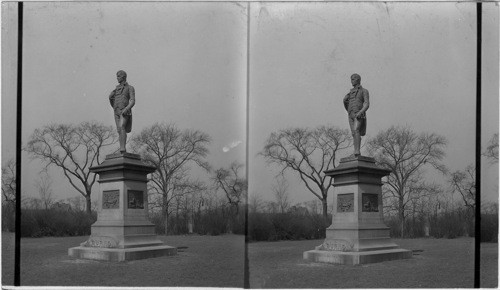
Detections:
12,1,486,287
14,1,23,287
244,2,251,289
474,2,482,288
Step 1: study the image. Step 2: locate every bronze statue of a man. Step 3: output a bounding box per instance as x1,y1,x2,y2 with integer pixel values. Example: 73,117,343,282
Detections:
109,70,135,153
343,73,369,156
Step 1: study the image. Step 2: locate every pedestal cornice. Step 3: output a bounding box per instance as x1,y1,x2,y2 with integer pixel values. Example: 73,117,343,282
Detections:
324,155,391,186
90,152,156,183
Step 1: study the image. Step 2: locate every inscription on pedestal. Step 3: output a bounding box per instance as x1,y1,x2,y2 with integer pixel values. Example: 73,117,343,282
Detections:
81,236,118,248
102,190,119,209
362,193,379,212
318,239,353,252
337,193,354,212
128,190,144,209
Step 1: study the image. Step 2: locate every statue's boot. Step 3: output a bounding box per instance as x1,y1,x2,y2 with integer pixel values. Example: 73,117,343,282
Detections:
353,133,361,156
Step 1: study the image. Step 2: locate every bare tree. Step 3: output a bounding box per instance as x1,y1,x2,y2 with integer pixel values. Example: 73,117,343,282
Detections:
179,182,207,234
481,201,498,215
483,133,499,163
261,126,352,220
273,177,291,213
382,169,443,235
406,178,443,237
449,164,475,211
66,196,85,211
131,122,211,234
213,162,247,214
35,171,53,209
304,199,322,215
2,159,17,230
265,201,279,214
367,125,447,238
25,121,117,213
21,197,43,210
146,169,196,233
171,179,206,234
248,192,264,214
1,159,16,207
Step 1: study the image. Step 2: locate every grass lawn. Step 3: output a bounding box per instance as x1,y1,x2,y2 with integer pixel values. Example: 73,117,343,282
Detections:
481,241,499,288
2,232,244,287
248,237,497,288
2,233,497,288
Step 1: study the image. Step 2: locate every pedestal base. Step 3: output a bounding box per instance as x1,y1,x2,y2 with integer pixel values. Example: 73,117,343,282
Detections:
68,245,177,262
303,248,412,265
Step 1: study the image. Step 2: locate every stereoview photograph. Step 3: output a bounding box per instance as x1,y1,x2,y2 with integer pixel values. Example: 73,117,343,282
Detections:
1,1,498,288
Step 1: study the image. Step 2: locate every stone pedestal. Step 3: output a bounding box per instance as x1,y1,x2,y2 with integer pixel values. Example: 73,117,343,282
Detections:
303,155,411,265
68,153,177,261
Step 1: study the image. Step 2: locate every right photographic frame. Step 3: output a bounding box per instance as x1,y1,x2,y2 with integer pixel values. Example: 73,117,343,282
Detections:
247,2,498,288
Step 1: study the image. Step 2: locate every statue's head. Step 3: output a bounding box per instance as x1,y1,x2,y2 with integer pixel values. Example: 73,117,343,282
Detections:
350,73,361,86
116,70,127,83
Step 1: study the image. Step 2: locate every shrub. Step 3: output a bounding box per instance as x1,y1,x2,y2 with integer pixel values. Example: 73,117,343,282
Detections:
196,207,229,235
386,208,474,239
248,213,275,241
20,209,96,237
247,212,329,242
2,204,16,232
148,204,245,236
230,209,246,235
429,212,466,239
481,212,498,243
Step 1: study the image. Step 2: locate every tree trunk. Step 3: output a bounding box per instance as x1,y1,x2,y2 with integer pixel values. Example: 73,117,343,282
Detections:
163,191,169,235
411,205,416,238
400,217,405,238
399,196,405,238
321,198,328,222
187,210,193,234
85,194,92,214
175,202,180,234
164,211,169,235
424,215,430,237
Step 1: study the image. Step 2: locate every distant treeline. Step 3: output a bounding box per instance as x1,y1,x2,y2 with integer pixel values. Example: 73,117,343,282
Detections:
248,211,329,241
2,203,497,242
386,204,497,243
150,205,245,236
2,205,96,238
2,202,245,238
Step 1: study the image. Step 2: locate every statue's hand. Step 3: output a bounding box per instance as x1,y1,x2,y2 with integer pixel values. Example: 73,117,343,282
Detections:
121,108,129,115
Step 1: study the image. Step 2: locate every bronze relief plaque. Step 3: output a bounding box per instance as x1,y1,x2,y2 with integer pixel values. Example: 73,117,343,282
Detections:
362,193,379,212
102,190,119,209
337,193,354,212
128,190,144,209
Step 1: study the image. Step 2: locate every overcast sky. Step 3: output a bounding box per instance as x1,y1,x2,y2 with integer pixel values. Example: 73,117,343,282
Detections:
247,2,499,205
2,2,247,202
1,2,498,207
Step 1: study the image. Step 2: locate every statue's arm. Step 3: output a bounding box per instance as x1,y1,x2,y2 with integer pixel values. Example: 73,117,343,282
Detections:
124,86,136,113
359,89,370,114
343,94,349,111
108,90,115,107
